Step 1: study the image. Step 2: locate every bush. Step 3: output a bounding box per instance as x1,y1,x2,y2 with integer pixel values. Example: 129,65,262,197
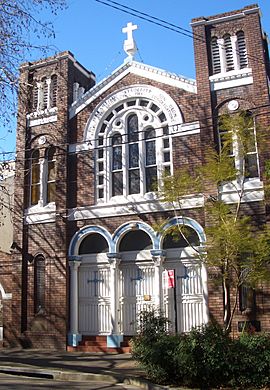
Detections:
174,324,232,388
131,311,270,388
230,333,270,388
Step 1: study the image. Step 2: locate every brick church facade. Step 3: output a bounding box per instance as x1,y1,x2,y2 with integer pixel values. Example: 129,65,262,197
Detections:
1,4,270,350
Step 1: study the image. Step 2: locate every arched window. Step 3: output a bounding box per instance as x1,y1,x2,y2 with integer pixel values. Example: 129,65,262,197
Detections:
162,226,200,249
29,145,57,208
79,233,109,254
145,128,157,192
34,254,45,314
119,230,152,251
46,147,56,203
96,98,172,202
211,37,221,74
30,150,40,206
112,133,123,196
128,114,140,194
237,31,248,69
224,34,234,71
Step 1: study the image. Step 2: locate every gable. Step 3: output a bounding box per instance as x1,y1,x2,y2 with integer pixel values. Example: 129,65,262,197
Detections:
69,60,197,119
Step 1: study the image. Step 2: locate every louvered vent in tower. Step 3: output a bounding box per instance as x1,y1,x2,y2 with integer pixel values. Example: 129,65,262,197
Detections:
32,84,38,111
51,75,57,107
224,34,234,71
237,31,248,69
211,37,221,74
41,78,48,110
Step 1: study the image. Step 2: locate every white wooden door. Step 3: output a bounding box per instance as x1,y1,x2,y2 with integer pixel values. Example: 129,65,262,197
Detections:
78,265,111,335
163,260,205,333
119,262,155,335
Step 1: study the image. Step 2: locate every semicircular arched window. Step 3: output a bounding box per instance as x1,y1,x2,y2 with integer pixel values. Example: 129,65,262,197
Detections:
79,233,109,254
95,98,172,202
162,226,200,249
119,230,153,252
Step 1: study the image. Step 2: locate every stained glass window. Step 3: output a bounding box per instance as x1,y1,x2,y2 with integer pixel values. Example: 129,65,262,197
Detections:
112,133,123,196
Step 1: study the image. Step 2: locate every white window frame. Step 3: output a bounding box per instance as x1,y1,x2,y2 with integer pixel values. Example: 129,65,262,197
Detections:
95,99,173,203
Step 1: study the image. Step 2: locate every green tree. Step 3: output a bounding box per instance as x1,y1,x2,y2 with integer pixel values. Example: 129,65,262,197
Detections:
160,112,270,331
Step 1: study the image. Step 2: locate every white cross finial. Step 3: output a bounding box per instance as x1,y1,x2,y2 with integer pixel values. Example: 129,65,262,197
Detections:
122,22,138,61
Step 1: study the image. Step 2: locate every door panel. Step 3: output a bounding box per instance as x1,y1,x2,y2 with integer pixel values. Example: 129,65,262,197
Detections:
119,263,155,335
163,261,204,333
78,266,111,334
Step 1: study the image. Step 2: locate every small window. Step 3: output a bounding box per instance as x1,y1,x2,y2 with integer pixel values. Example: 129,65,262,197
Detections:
46,147,56,203
34,255,45,314
239,284,256,312
30,150,40,206
79,233,109,254
119,230,152,251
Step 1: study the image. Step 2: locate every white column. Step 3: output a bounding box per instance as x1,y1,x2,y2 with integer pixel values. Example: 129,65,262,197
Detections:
151,250,166,311
107,253,122,348
68,257,81,346
107,254,121,334
231,35,239,70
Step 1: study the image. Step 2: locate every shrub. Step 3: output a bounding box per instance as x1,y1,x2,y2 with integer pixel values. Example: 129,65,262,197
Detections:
230,332,270,388
131,310,270,388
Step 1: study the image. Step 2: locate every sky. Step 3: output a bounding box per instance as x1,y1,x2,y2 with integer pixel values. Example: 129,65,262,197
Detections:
1,0,270,157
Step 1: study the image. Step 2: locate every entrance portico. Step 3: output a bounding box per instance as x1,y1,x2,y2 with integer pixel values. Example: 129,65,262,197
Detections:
68,218,208,348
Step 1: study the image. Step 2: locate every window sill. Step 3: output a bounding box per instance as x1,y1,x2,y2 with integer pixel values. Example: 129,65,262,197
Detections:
24,202,56,224
209,68,253,91
68,193,204,221
219,177,264,203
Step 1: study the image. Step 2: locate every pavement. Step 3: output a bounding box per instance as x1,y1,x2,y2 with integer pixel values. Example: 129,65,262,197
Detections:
0,348,174,389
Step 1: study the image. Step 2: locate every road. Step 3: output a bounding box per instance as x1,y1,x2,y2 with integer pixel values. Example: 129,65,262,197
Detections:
0,373,141,389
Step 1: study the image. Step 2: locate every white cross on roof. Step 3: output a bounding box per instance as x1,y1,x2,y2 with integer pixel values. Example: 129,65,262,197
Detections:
122,22,138,61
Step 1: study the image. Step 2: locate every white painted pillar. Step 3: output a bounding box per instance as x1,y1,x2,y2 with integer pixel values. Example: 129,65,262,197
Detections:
231,35,239,70
68,257,81,346
151,250,166,311
217,38,226,74
107,253,122,348
107,254,121,333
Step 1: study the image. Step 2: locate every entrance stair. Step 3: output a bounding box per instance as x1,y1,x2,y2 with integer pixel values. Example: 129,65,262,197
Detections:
67,335,132,353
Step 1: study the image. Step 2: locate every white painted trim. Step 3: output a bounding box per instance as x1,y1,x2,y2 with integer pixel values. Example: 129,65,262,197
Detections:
190,7,259,26
219,178,264,203
24,202,56,224
69,61,196,119
171,121,200,137
209,68,253,91
69,142,92,154
67,194,205,221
